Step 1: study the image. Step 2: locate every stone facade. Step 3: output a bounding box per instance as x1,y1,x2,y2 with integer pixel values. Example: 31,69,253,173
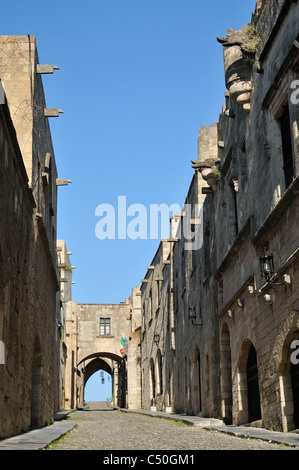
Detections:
1,0,299,439
138,0,299,432
214,0,299,431
56,240,76,412
62,287,142,411
140,125,221,417
62,1,299,431
0,36,63,438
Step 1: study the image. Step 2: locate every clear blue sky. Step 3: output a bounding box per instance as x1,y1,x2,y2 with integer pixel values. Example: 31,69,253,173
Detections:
2,0,257,304
2,1,256,399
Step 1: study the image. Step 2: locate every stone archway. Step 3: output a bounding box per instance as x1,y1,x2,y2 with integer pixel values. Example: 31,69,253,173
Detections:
84,357,112,386
78,352,126,408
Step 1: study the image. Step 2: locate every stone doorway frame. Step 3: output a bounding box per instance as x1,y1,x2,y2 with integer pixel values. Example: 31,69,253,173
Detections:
279,328,299,431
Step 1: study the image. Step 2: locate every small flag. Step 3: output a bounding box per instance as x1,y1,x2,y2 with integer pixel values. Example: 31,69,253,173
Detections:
120,336,128,355
120,336,125,355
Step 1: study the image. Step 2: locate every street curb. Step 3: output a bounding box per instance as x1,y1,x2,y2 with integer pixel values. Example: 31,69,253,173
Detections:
119,407,225,427
119,407,299,448
0,420,77,450
202,425,299,448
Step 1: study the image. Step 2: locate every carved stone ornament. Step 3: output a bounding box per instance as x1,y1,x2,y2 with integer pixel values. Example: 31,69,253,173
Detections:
217,24,258,112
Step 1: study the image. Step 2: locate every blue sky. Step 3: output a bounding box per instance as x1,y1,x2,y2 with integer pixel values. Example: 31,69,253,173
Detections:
85,370,112,402
2,0,256,399
3,0,257,304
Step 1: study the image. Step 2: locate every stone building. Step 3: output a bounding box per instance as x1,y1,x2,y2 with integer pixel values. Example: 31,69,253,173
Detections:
214,0,299,431
141,123,218,415
139,0,299,432
140,123,221,417
61,286,142,411
56,240,76,412
140,238,174,411
0,36,65,437
1,0,299,439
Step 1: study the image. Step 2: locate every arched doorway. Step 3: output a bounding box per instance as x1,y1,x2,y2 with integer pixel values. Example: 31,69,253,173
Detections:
220,324,232,423
150,358,156,405
31,336,42,428
291,354,299,429
192,346,201,414
237,340,262,425
246,344,262,423
280,329,299,431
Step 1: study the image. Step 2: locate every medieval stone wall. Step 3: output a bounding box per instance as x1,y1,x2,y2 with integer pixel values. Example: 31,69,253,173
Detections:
0,101,58,438
0,36,61,438
139,0,299,432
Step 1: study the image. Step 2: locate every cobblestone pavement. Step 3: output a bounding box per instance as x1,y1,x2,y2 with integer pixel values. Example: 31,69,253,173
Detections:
49,402,294,451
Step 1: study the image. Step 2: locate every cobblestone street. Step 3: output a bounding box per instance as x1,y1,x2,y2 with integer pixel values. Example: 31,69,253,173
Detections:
49,402,294,451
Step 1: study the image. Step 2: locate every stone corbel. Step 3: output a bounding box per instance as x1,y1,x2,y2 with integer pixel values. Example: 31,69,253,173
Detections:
42,152,51,185
201,167,220,192
225,109,235,118
56,179,72,186
36,64,59,74
227,309,234,319
44,108,64,117
191,160,221,192
232,179,239,192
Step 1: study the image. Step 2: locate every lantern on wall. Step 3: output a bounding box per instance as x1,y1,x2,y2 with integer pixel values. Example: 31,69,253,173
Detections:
259,251,274,282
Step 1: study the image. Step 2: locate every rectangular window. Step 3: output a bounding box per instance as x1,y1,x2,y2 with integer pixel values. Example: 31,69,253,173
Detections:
279,105,295,189
100,318,110,336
